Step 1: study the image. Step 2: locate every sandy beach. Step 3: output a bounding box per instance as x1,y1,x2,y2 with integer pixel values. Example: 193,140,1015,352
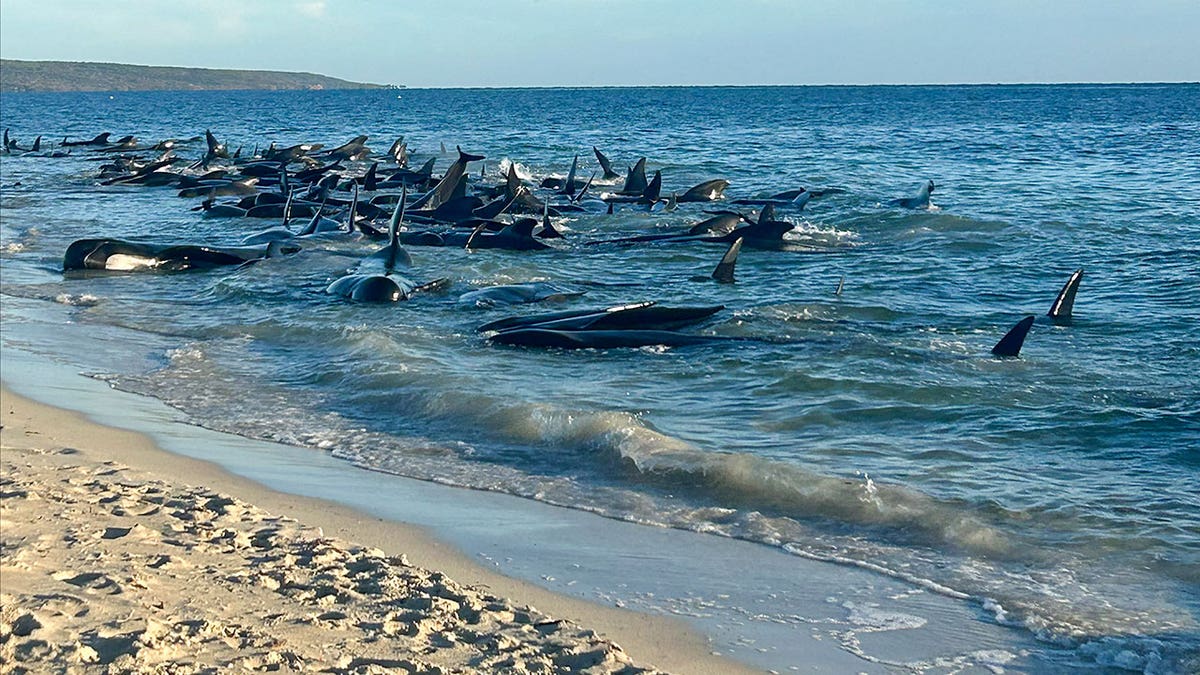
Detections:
0,386,757,674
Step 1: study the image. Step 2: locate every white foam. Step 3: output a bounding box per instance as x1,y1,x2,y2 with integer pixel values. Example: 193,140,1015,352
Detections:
842,600,928,632
53,293,100,307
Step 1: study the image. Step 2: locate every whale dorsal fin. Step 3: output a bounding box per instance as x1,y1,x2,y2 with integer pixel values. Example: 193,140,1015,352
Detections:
564,154,579,195
505,164,523,199
363,162,378,192
387,186,408,272
712,238,743,284
538,202,564,239
573,171,597,204
1048,269,1083,325
416,156,435,177
345,183,359,233
642,170,662,203
300,198,329,236
450,173,469,200
623,157,647,194
992,316,1035,357
759,204,776,224
282,189,295,229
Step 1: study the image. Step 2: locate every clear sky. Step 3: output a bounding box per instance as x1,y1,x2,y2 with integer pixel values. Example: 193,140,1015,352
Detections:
1,0,1196,87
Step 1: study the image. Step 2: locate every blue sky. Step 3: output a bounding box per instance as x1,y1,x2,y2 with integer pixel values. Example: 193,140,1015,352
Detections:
1,0,1196,86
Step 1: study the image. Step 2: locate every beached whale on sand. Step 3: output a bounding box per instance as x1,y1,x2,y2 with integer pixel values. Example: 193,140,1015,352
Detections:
63,238,300,272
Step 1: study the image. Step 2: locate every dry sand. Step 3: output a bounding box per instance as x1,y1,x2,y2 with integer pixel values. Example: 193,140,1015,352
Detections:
0,387,759,674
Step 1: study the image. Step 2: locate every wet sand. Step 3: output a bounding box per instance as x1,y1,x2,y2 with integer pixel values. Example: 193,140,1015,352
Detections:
0,386,757,674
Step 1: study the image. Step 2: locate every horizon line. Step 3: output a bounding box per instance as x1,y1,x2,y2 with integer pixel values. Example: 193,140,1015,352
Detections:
1,58,1197,90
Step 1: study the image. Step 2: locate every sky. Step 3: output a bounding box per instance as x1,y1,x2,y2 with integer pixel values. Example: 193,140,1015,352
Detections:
0,0,1196,87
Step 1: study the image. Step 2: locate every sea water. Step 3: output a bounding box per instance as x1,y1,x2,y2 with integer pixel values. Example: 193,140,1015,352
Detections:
1,84,1197,672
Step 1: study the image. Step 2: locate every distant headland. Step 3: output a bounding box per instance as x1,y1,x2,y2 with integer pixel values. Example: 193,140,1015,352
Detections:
0,60,392,93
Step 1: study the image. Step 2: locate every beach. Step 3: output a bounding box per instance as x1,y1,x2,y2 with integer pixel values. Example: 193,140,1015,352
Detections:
1,384,758,674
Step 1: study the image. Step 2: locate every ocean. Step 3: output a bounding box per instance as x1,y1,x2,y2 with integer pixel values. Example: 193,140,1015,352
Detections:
1,84,1197,673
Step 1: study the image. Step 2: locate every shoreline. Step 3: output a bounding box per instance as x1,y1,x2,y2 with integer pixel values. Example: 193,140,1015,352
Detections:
0,320,1065,674
1,383,756,674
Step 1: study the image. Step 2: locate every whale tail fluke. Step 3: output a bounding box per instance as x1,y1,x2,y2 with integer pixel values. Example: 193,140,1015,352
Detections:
457,146,486,164
593,146,620,180
1048,269,1083,325
992,316,1035,358
712,237,743,284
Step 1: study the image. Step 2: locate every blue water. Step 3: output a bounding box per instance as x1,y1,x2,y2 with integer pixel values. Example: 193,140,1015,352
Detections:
1,84,1198,673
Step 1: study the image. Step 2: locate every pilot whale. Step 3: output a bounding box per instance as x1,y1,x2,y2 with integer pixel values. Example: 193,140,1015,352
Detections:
458,282,584,307
478,302,724,333
63,239,300,272
488,329,736,349
890,180,935,209
326,192,448,302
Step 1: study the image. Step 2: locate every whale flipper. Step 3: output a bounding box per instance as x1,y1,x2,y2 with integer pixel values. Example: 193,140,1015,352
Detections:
712,238,743,284
1048,269,1083,325
992,316,1035,358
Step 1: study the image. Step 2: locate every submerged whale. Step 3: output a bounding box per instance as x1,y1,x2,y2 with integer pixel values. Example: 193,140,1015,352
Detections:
482,302,729,349
458,282,584,307
731,188,811,210
477,302,724,333
890,180,936,209
488,328,735,349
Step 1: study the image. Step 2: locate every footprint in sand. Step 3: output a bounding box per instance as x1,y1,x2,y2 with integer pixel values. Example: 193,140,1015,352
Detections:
51,571,122,595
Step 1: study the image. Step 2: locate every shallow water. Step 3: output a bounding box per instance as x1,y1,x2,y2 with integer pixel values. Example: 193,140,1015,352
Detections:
2,84,1198,672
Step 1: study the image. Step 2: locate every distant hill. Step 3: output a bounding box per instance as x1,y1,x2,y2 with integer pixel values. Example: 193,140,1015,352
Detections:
0,60,390,93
